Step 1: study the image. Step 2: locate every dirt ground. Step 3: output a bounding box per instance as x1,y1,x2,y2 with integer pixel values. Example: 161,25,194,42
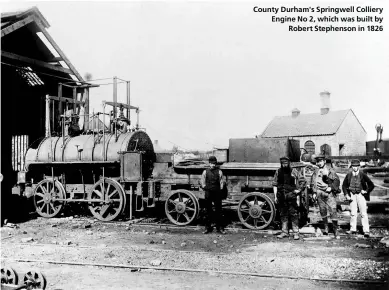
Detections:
1,208,389,290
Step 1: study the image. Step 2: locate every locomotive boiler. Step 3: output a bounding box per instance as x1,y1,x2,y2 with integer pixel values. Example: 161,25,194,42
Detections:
23,128,156,221
17,78,309,229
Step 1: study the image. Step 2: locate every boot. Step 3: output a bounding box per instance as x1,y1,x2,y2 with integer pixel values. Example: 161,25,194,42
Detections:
323,217,329,236
277,221,289,238
277,232,289,239
332,220,339,239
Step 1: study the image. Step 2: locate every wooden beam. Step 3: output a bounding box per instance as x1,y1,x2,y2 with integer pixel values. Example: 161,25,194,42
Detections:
48,57,63,62
1,15,35,37
59,83,99,89
58,84,63,130
104,101,139,110
1,50,74,75
48,95,84,105
73,87,77,112
33,17,84,82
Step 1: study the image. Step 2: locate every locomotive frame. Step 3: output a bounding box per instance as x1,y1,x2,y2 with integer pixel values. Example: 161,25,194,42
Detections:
17,77,310,230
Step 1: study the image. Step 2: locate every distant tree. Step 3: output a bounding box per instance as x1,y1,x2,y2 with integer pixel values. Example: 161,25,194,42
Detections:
84,73,93,82
172,145,178,153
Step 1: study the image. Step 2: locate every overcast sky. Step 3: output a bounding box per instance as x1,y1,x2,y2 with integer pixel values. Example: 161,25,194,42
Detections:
2,0,388,151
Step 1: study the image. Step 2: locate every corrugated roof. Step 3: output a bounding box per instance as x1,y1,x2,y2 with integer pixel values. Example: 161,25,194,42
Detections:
261,109,350,138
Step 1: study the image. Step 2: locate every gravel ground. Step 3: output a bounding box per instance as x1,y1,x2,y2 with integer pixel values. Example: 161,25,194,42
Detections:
1,217,388,285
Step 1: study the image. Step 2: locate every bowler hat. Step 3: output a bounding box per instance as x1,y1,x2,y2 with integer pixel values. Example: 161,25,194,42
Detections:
351,159,360,166
209,156,217,164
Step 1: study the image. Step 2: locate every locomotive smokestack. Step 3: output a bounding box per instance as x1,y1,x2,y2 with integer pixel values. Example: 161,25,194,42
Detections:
292,108,300,118
320,91,330,115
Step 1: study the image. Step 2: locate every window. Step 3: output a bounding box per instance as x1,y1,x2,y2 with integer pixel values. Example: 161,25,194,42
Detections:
339,144,345,156
320,144,332,156
304,140,315,154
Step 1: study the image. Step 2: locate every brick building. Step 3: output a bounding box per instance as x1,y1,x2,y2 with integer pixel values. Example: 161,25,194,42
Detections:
260,91,366,156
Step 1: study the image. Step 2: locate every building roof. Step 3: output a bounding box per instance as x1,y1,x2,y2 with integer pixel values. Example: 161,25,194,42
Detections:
261,109,364,138
1,6,84,87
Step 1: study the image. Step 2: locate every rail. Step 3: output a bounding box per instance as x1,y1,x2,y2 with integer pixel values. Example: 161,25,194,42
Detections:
3,258,386,285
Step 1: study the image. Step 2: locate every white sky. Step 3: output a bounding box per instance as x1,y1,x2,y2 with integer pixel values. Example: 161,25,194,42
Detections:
1,0,388,151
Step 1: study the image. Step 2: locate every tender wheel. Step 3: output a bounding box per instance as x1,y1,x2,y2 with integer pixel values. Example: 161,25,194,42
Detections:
1,266,18,285
238,192,275,230
34,179,65,218
165,190,199,226
23,270,46,289
88,179,125,221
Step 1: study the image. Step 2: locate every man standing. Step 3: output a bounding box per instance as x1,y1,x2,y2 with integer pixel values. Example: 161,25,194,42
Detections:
200,156,226,234
342,159,374,238
273,156,306,240
310,154,341,238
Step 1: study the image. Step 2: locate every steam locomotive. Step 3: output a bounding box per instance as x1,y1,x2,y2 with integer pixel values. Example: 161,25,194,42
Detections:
17,85,309,229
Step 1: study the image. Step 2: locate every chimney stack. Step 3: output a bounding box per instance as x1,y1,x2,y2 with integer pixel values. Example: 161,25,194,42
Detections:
320,91,330,115
292,108,300,118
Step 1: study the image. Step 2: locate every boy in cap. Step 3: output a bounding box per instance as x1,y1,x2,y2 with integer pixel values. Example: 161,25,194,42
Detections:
342,159,374,238
273,156,306,240
200,156,226,234
310,154,341,238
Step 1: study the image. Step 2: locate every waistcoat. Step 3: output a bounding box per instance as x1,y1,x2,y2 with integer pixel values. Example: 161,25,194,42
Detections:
206,168,220,191
349,173,362,193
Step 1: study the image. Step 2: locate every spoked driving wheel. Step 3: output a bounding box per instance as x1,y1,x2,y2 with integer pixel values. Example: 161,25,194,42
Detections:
88,178,125,221
1,266,18,285
23,270,46,289
165,190,199,226
33,179,65,218
238,192,275,230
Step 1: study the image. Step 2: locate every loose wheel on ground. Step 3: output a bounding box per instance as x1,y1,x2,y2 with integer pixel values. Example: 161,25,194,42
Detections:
33,179,65,218
1,266,18,285
88,178,125,222
23,270,46,289
238,192,275,230
165,190,199,226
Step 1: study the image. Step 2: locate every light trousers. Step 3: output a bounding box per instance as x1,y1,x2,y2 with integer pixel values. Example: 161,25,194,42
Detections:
350,193,369,233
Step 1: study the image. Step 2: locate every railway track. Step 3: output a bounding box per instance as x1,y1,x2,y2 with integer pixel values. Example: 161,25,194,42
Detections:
2,257,387,286
2,225,388,288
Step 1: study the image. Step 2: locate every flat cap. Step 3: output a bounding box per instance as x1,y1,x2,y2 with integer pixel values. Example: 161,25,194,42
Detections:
315,154,326,161
280,156,290,161
351,159,360,166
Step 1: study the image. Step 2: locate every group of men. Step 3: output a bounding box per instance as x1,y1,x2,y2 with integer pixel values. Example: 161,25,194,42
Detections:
201,154,375,239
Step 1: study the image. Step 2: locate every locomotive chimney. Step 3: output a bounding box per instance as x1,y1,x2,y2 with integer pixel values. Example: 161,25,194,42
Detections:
320,91,330,115
292,108,300,118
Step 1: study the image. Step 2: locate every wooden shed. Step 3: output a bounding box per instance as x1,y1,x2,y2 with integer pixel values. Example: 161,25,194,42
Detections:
1,7,91,222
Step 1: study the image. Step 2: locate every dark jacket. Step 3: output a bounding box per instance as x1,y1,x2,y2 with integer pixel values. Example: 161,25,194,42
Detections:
342,171,375,201
273,167,306,201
